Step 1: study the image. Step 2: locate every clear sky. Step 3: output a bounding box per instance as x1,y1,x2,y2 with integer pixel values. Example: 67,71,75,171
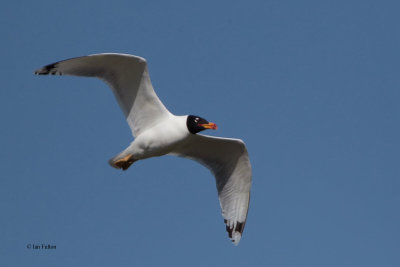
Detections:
1,0,399,266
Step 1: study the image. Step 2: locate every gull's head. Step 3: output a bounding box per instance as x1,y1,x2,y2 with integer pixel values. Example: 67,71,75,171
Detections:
186,115,218,134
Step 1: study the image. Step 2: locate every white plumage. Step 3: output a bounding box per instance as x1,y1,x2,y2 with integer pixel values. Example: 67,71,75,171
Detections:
35,53,252,245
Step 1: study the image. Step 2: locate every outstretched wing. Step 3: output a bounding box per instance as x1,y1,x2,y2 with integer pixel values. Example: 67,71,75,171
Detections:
171,134,252,245
35,53,171,137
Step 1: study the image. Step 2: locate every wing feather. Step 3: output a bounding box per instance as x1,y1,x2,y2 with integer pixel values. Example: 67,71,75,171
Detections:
171,134,252,245
34,53,170,136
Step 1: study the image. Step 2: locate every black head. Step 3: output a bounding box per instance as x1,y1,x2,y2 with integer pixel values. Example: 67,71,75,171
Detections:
186,115,218,134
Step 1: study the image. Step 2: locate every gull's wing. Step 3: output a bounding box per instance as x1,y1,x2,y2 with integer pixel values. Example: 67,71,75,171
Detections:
34,53,170,137
171,134,252,245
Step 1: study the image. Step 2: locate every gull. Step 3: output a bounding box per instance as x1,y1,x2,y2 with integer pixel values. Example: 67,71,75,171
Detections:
34,53,252,245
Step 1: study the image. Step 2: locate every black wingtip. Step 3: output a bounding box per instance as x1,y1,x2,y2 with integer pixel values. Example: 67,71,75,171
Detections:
225,220,245,238
224,219,245,246
34,63,60,75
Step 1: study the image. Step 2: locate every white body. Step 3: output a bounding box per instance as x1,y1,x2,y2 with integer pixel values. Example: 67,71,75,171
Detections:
122,115,189,160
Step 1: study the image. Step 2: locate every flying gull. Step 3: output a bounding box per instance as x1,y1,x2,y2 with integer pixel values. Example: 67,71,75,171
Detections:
35,53,252,245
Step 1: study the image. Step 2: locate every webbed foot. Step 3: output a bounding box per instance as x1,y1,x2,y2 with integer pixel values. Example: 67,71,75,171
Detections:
109,154,136,171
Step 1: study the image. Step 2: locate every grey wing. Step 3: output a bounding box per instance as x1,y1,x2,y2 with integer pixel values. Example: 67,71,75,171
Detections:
34,53,171,137
171,134,252,245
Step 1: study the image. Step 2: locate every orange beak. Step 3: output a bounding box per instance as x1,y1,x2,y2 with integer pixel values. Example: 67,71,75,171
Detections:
199,122,218,130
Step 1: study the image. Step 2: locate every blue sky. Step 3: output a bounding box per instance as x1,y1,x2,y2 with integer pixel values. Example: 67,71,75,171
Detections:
1,0,399,266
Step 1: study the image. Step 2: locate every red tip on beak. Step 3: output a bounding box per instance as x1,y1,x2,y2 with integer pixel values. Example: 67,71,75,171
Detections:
200,122,218,130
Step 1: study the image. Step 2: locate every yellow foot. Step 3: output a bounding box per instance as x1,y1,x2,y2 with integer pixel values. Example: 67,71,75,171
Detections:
112,154,136,171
